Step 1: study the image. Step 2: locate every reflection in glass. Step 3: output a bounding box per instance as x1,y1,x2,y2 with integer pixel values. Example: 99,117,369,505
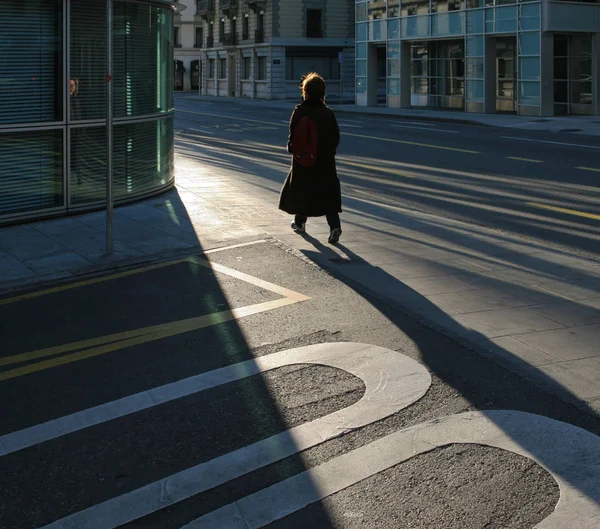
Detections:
368,0,386,20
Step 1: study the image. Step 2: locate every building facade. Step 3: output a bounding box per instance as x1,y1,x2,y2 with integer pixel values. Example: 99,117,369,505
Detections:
355,0,600,116
174,0,355,100
0,0,177,226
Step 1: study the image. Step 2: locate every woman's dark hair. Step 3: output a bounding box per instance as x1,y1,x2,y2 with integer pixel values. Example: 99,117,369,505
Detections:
300,72,327,101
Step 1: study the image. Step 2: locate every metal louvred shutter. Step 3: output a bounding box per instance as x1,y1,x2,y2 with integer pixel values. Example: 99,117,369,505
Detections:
0,0,62,125
0,130,64,216
70,0,107,121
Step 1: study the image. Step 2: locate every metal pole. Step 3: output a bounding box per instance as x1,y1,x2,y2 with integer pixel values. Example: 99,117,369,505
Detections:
106,0,114,255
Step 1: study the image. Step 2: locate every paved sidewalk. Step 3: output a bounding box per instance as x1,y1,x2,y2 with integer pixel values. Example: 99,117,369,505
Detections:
183,94,600,136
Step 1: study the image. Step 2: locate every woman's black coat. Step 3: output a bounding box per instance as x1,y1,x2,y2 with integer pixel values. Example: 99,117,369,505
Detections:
278,99,341,217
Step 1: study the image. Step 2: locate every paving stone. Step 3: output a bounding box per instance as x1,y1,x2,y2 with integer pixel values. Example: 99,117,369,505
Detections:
22,252,93,274
0,251,36,282
512,324,600,362
533,356,600,400
453,308,565,338
528,298,600,326
485,336,559,368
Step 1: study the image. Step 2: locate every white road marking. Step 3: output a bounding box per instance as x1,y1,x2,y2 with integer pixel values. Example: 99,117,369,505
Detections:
391,124,458,133
189,410,600,529
399,121,439,127
37,343,432,529
500,136,600,150
338,119,363,124
339,124,362,128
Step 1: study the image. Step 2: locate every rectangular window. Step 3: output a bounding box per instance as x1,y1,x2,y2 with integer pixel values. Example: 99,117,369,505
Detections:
0,0,63,125
195,27,203,47
219,58,227,79
219,19,225,41
209,58,215,78
243,15,249,39
257,56,267,80
242,57,251,79
174,26,181,47
285,57,341,81
306,9,322,38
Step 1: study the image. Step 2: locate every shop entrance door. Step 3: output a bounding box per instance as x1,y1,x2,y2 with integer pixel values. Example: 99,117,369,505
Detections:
496,37,517,113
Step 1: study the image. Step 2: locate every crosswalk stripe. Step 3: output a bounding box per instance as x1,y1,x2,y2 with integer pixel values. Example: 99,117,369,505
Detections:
37,343,431,529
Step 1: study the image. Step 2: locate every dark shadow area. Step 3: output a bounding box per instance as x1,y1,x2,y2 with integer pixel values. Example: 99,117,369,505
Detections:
0,192,340,528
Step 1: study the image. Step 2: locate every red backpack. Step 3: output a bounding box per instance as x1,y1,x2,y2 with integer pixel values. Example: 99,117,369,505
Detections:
291,115,318,167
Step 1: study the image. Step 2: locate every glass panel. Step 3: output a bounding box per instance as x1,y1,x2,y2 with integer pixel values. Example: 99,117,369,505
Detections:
466,0,484,7
571,82,593,105
356,22,367,41
71,117,174,205
495,6,517,32
401,0,430,16
0,0,63,125
554,81,568,103
113,3,174,118
356,60,367,77
369,20,386,40
466,35,484,57
402,15,430,37
519,81,540,105
466,58,484,78
71,0,106,121
356,77,367,94
554,35,569,57
519,32,540,56
356,3,367,21
519,57,540,80
388,41,400,59
388,0,400,18
368,0,386,19
387,78,400,96
520,3,539,18
432,12,465,36
466,79,483,101
356,43,367,59
0,129,63,215
466,9,484,33
388,18,400,39
388,59,400,77
412,78,430,94
554,58,568,80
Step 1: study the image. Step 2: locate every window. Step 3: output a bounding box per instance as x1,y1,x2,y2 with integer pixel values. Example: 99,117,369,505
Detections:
174,26,181,47
257,56,267,80
195,27,203,48
208,58,215,78
0,0,63,125
243,14,249,39
219,58,227,79
285,57,340,81
219,19,225,41
242,56,251,79
306,9,322,38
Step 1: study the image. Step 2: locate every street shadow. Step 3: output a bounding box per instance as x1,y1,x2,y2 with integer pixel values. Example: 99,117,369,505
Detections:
0,189,340,528
295,228,600,508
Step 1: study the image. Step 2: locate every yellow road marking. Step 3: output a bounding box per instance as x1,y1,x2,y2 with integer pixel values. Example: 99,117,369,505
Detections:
0,257,310,381
177,109,480,154
506,156,543,163
577,166,600,173
0,257,189,307
527,202,600,221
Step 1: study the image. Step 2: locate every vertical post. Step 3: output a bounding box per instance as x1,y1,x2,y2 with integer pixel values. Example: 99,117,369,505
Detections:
106,0,114,255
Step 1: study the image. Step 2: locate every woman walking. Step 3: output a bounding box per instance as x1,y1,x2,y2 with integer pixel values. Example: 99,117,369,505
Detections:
278,72,342,244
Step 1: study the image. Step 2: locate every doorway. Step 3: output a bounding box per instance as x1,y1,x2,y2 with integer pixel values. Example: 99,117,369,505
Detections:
191,60,200,92
496,37,517,113
228,55,237,97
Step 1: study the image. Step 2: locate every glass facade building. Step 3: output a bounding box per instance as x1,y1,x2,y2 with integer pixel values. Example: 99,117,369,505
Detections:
0,0,176,225
355,0,600,116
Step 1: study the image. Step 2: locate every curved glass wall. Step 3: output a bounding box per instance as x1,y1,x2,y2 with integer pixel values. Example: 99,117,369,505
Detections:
0,0,175,225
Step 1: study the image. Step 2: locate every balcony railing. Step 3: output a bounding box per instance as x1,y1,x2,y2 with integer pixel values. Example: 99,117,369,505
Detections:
254,28,264,43
221,0,238,17
223,32,237,46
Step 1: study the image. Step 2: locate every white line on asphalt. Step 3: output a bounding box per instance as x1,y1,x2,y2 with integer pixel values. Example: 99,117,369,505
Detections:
391,124,458,133
38,343,431,529
398,121,439,127
338,119,363,124
500,136,600,150
187,411,600,529
339,124,362,128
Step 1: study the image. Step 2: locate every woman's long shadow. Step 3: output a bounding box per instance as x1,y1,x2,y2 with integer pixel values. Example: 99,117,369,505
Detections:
297,232,600,507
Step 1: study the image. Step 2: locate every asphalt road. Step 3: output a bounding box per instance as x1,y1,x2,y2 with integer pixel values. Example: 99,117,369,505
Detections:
174,97,600,258
1,100,600,528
